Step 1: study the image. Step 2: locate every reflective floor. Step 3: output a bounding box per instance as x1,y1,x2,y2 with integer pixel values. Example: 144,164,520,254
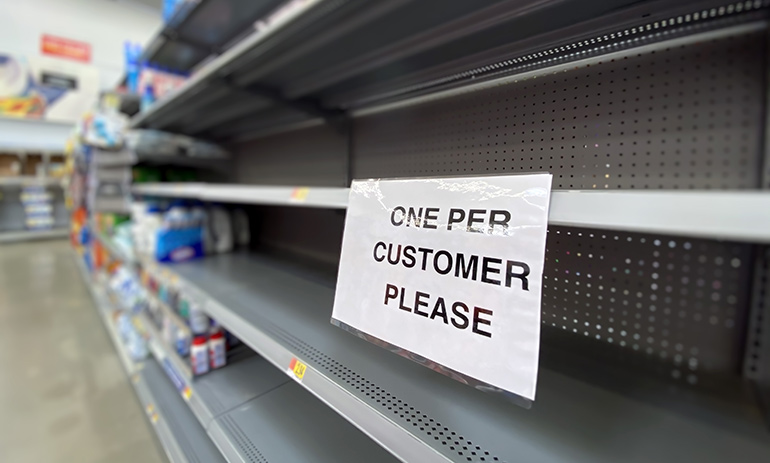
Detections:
0,240,165,463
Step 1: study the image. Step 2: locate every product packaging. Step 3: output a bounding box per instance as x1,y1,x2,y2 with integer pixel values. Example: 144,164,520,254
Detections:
191,336,209,375
208,331,227,369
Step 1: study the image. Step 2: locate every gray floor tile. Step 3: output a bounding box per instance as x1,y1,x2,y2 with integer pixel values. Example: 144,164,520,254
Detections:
0,240,165,463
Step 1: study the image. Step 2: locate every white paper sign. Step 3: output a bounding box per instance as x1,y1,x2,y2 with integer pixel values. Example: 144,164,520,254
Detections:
331,174,552,401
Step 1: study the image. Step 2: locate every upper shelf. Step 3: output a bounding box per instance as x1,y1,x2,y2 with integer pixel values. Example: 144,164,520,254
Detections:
141,319,399,463
133,182,350,208
0,177,63,187
132,183,770,242
140,0,286,74
130,0,769,141
164,251,770,463
0,117,71,152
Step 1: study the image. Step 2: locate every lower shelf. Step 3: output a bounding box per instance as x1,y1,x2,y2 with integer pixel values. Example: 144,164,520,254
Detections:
138,359,227,463
77,245,399,463
143,310,399,463
74,249,224,463
0,228,68,243
165,251,770,463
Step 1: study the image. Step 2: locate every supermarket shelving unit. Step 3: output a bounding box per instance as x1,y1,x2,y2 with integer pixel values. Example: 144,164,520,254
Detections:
138,0,287,74
0,117,71,152
0,116,70,240
92,0,770,461
73,248,225,463
87,230,400,463
0,145,69,242
0,228,68,243
132,183,770,242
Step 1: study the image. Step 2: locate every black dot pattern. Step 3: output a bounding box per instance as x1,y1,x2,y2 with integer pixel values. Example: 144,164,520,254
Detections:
219,414,269,463
270,333,502,462
744,246,768,379
543,227,753,389
353,29,764,190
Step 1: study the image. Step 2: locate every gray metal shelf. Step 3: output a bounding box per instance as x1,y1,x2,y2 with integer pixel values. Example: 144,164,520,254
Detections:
208,376,400,463
131,183,770,243
133,183,349,209
139,0,285,74
0,176,63,187
139,358,227,463
163,251,770,463
73,248,227,463
147,341,399,463
132,0,324,130
137,273,401,463
0,228,68,243
130,0,767,142
139,311,194,382
0,116,71,151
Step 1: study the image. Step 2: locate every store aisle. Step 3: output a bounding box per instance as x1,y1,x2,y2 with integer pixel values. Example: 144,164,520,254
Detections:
0,240,165,463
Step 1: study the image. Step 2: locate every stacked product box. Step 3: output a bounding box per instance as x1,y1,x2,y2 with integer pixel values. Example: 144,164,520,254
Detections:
20,185,54,230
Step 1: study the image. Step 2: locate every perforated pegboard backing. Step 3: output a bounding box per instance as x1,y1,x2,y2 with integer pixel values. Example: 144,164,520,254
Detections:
353,29,766,189
542,226,753,390
745,246,770,415
232,124,347,187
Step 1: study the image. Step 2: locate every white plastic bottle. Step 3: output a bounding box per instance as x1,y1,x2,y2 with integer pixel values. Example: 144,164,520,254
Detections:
209,206,233,253
189,300,210,335
176,329,190,357
191,336,209,375
162,316,176,346
208,330,227,369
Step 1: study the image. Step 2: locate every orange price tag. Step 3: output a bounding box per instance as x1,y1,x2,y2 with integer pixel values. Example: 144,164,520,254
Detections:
151,412,159,424
182,386,192,401
290,187,310,201
288,357,307,380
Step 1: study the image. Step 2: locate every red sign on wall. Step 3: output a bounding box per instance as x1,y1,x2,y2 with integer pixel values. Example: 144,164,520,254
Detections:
41,35,91,63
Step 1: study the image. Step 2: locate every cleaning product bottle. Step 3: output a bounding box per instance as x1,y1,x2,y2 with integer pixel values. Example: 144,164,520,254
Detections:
208,330,227,369
209,206,233,254
176,328,190,357
189,299,210,335
191,335,209,375
140,82,155,112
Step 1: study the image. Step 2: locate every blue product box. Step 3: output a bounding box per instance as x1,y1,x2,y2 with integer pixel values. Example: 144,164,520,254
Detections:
155,227,204,263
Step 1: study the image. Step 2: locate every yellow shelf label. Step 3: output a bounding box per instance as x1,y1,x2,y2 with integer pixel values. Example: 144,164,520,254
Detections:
182,386,192,401
289,357,307,380
291,187,310,201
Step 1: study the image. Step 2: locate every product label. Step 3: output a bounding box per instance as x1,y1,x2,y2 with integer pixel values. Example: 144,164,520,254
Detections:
290,187,310,202
331,175,552,401
288,357,307,381
191,347,209,376
210,341,226,369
